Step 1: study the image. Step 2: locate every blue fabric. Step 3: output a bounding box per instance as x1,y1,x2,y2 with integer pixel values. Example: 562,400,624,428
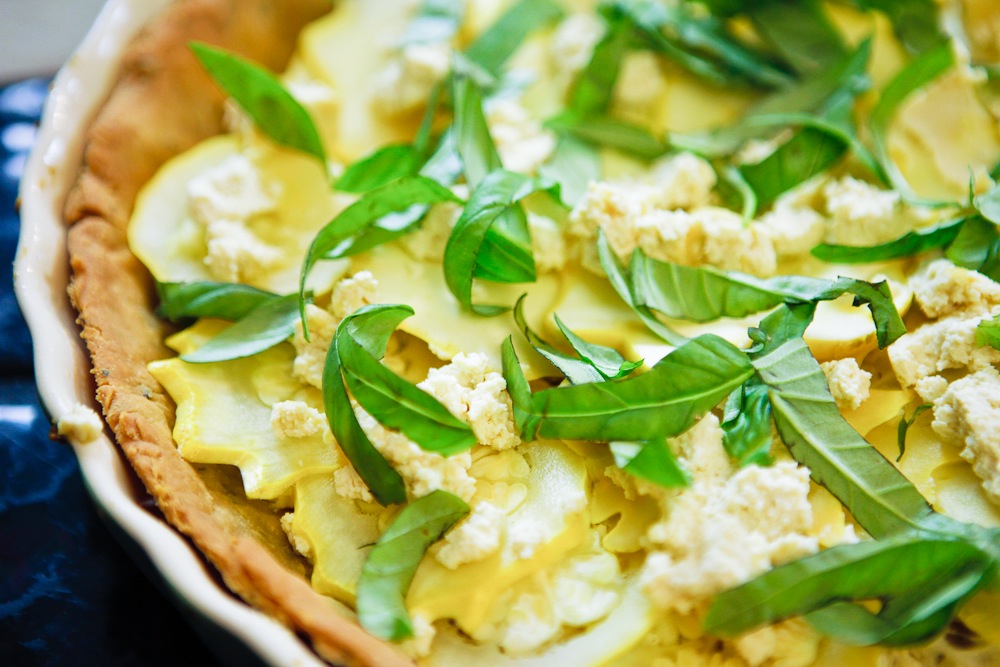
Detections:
0,79,226,667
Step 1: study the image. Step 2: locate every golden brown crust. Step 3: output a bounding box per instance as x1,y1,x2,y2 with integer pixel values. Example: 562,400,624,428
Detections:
64,1,414,665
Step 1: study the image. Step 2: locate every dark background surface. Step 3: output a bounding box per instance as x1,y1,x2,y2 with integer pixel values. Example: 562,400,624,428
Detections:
0,78,225,666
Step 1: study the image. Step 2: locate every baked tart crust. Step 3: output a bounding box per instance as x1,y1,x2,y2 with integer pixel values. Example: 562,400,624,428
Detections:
63,1,413,664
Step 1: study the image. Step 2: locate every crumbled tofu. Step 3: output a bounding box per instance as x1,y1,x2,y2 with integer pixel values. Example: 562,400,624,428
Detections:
931,366,1000,503
646,152,719,211
418,352,521,451
330,270,379,320
641,461,818,614
821,176,922,246
734,619,820,667
485,97,557,175
820,358,872,411
355,406,477,501
333,464,374,504
400,200,462,262
56,404,104,444
759,202,827,257
292,304,339,389
372,42,451,118
187,154,277,226
888,314,1000,387
202,220,283,283
909,258,1000,318
435,501,505,569
528,213,568,273
549,13,605,74
280,512,313,559
400,613,437,659
270,400,327,438
915,375,950,403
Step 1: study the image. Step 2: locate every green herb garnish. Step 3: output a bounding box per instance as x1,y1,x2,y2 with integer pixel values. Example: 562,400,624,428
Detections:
156,281,276,322
190,42,326,166
610,438,690,488
180,293,301,364
357,490,470,639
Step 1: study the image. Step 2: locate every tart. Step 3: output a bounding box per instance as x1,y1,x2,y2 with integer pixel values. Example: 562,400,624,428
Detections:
34,0,1000,665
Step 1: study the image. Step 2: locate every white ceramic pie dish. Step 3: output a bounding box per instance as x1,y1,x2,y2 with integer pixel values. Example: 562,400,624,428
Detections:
14,2,327,665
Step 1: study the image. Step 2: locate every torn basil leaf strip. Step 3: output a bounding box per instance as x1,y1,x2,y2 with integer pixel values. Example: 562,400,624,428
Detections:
554,314,643,380
746,0,846,75
189,42,326,167
611,438,690,489
977,314,1000,350
357,490,470,640
464,0,564,76
546,112,671,161
753,337,968,539
444,170,557,314
853,0,944,56
180,294,301,364
705,532,996,645
323,309,408,507
299,176,461,332
629,252,906,348
569,17,636,116
945,215,1000,282
504,334,753,443
335,144,425,193
811,215,967,263
157,281,277,322
897,404,932,462
338,306,477,456
721,379,774,467
739,125,847,208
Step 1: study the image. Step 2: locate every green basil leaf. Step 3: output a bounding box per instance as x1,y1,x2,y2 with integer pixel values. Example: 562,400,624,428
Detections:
721,379,774,466
977,314,1000,350
338,310,477,456
512,295,605,385
747,0,846,75
852,0,944,55
538,135,602,207
189,42,326,166
610,437,690,488
546,112,670,160
811,215,966,263
606,0,792,89
870,42,954,205
739,126,847,208
444,170,554,314
357,490,470,640
715,162,757,220
509,333,754,442
595,230,688,347
705,532,995,643
464,0,564,76
630,252,906,348
156,281,276,322
753,337,965,539
452,71,502,186
569,18,634,116
553,313,643,380
946,215,1000,281
324,315,407,507
399,0,465,46
335,144,424,193
300,176,461,331
897,404,932,462
180,294,300,363
977,184,1000,225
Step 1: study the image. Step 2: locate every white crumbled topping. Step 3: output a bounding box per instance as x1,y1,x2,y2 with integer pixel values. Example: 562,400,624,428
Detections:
642,459,818,614
758,201,826,257
915,375,950,404
355,406,477,501
528,213,568,273
292,304,339,390
400,200,462,262
472,531,622,655
418,352,521,451
734,619,820,667
333,464,374,503
435,501,505,569
614,52,668,114
931,366,1000,503
646,152,719,211
485,97,557,175
821,176,924,246
910,258,1000,318
549,13,605,74
188,154,277,226
280,512,312,559
330,270,379,320
56,404,104,444
186,155,283,283
270,400,327,439
400,613,437,659
820,358,872,411
888,314,1000,387
372,42,451,118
